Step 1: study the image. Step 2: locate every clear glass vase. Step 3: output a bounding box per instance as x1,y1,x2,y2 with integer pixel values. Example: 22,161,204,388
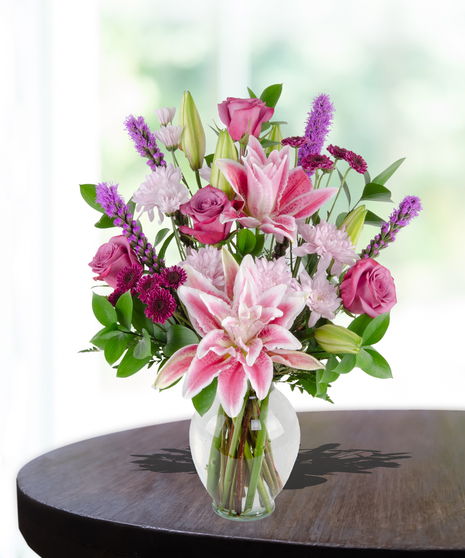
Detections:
189,384,300,521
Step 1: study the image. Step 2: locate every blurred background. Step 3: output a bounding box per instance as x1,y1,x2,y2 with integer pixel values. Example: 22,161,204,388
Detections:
2,0,465,555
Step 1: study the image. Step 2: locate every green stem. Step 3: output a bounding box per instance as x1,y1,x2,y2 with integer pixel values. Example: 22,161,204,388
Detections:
206,405,225,499
324,162,337,189
327,167,351,222
194,169,202,190
244,441,272,512
170,215,185,259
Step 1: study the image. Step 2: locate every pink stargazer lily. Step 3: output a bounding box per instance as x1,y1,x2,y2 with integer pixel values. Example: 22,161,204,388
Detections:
153,250,324,417
215,136,338,242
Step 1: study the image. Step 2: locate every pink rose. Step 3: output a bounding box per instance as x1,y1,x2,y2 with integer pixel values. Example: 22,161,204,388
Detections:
89,235,141,288
218,97,274,142
179,186,242,245
340,258,397,318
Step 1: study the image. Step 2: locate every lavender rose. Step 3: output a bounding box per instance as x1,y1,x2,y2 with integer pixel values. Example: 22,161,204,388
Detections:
218,97,274,142
89,235,141,288
179,186,242,245
340,258,397,318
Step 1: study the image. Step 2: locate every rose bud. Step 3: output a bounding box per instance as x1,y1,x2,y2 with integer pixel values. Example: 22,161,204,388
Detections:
339,205,367,246
314,324,362,355
178,91,206,171
210,129,238,200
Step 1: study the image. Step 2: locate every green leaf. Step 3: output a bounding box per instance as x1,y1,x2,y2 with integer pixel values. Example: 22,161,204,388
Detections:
299,377,317,397
334,354,357,374
356,348,373,371
371,158,405,186
365,210,384,227
132,296,156,337
158,233,175,261
208,125,220,137
205,153,214,167
115,291,133,330
260,84,283,109
247,87,257,99
80,184,104,213
260,139,282,148
250,233,265,257
117,345,152,378
94,213,116,229
361,348,393,379
90,323,119,349
104,333,131,365
362,312,390,346
337,169,351,209
347,313,373,337
134,328,151,359
336,211,348,228
237,229,256,255
321,356,340,383
154,228,170,247
164,324,199,358
364,171,371,185
79,347,101,353
192,378,218,416
128,198,136,217
360,183,393,203
260,122,272,133
92,292,117,326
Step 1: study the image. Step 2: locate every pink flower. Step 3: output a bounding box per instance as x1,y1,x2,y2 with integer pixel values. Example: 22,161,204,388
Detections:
218,97,274,142
179,185,243,245
153,250,323,417
340,258,397,318
89,236,141,288
182,246,225,289
215,136,337,242
298,270,341,328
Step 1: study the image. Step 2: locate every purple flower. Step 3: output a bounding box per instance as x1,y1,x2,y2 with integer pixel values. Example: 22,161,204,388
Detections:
282,136,309,148
145,288,177,324
136,274,161,303
361,196,422,258
327,144,348,160
116,265,143,293
161,265,187,290
301,153,334,173
346,151,368,174
298,93,334,176
108,289,125,307
124,115,166,171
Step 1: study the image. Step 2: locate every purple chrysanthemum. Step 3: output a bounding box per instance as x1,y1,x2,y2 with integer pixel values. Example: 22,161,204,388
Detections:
124,115,166,171
282,136,309,148
136,274,161,303
161,265,187,290
327,144,348,160
298,93,334,176
346,151,368,174
116,265,143,293
95,182,162,274
144,288,177,324
108,289,125,307
361,196,422,258
301,153,334,173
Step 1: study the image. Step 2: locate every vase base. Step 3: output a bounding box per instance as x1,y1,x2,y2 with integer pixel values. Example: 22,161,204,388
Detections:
212,502,275,522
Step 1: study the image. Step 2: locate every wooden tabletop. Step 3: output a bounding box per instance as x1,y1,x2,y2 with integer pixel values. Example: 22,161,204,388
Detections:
17,410,465,557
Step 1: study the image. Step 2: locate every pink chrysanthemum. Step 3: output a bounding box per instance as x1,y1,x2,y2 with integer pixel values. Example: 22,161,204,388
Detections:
161,265,187,290
298,270,341,328
301,153,333,173
346,151,368,174
327,145,348,160
182,247,225,289
281,136,309,148
136,274,161,302
293,220,359,277
254,257,298,293
116,265,143,293
108,289,125,307
145,288,177,324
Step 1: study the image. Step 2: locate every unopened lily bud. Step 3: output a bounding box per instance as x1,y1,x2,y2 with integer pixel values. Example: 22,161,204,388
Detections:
264,124,283,155
339,205,367,246
210,130,238,199
314,324,362,354
178,91,206,171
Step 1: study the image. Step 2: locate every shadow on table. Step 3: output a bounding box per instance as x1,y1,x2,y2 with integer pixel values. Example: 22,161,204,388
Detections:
131,444,411,489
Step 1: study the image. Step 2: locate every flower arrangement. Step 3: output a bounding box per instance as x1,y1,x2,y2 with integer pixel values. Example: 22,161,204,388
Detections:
81,84,421,519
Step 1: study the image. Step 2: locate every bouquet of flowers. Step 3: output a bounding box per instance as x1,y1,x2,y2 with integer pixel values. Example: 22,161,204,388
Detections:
81,84,421,519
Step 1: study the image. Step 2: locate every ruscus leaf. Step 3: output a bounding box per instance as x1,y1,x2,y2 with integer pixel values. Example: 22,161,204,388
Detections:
360,183,393,203
237,229,256,255
80,184,104,213
164,325,199,358
92,292,117,326
117,345,152,378
260,84,283,109
362,312,390,346
371,158,405,186
192,378,218,416
116,291,133,330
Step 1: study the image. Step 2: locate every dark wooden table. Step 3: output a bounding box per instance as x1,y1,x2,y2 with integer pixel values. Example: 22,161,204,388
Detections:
17,410,465,557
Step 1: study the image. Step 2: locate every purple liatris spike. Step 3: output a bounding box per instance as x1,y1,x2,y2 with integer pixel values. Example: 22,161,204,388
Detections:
96,182,127,218
361,196,422,258
124,115,166,171
298,93,334,176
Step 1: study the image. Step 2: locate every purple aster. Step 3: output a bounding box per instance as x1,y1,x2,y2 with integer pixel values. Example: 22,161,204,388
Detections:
301,153,334,173
108,289,125,307
346,151,368,174
161,265,187,290
361,195,422,258
136,274,161,303
282,136,309,148
298,93,334,176
124,115,166,171
145,288,177,324
116,265,143,293
327,144,348,160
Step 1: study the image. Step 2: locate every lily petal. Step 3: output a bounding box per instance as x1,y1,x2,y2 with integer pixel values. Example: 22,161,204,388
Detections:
243,351,273,400
217,359,248,418
259,324,302,351
215,158,248,201
183,351,227,399
178,286,223,337
222,247,239,301
270,349,324,370
197,329,233,359
279,187,338,219
153,344,198,389
272,291,308,329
